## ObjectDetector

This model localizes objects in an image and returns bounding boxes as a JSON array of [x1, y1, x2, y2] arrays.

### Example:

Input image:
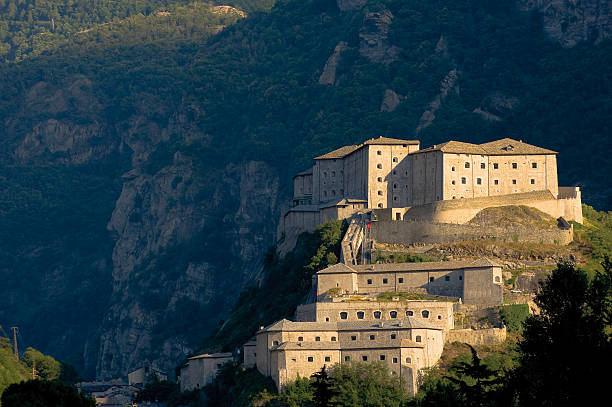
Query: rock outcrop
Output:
[[473, 92, 519, 121], [380, 89, 404, 112], [416, 69, 459, 133], [359, 9, 400, 64], [518, 0, 611, 47], [319, 42, 348, 85], [337, 0, 366, 11]]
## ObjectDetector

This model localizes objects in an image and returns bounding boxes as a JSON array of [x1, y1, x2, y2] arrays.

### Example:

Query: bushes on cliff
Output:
[[498, 304, 529, 333]]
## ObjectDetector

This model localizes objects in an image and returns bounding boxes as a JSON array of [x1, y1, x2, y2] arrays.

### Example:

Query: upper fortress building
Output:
[[281, 137, 582, 237]]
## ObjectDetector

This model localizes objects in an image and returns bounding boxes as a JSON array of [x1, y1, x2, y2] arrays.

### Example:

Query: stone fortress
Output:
[[179, 137, 582, 395], [279, 136, 582, 246]]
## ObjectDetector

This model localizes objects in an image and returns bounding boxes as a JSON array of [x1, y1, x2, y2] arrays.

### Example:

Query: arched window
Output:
[[377, 190, 383, 196], [377, 177, 383, 182], [390, 311, 398, 318], [377, 164, 383, 169], [373, 311, 381, 319], [340, 312, 348, 320], [357, 311, 365, 319], [406, 310, 414, 316], [378, 203, 383, 208], [377, 150, 382, 155], [422, 310, 430, 318]]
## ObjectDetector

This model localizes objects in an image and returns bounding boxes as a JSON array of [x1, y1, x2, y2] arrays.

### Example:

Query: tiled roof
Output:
[[294, 167, 313, 177], [259, 318, 440, 333], [412, 138, 556, 156], [479, 138, 557, 155], [363, 137, 420, 146], [318, 259, 497, 274], [188, 352, 233, 360], [314, 137, 419, 160], [314, 145, 360, 160]]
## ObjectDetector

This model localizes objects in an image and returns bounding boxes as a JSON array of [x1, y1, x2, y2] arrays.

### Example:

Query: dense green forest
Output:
[[0, 0, 274, 61]]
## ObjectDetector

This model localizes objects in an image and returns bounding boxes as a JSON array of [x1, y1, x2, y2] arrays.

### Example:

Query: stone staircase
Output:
[[341, 217, 365, 265]]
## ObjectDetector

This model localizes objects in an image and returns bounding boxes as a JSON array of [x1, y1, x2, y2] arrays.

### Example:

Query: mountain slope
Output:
[[0, 0, 609, 379]]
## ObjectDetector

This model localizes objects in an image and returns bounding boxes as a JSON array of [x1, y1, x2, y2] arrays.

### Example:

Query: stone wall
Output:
[[370, 219, 573, 246], [445, 327, 507, 346]]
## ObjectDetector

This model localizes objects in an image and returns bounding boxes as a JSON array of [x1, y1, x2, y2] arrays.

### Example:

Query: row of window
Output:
[[303, 355, 414, 364], [322, 170, 342, 177], [366, 276, 461, 285], [452, 162, 538, 170], [451, 178, 537, 186], [322, 189, 343, 197], [340, 310, 438, 320]]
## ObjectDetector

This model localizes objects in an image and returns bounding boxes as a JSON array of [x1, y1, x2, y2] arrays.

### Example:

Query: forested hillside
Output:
[[0, 0, 609, 379]]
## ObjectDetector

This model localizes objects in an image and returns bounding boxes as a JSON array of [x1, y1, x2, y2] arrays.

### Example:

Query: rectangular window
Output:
[[461, 177, 466, 184], [308, 357, 314, 362], [380, 355, 386, 361], [398, 278, 403, 283], [369, 335, 375, 340], [393, 357, 398, 363], [390, 334, 396, 339], [362, 356, 368, 361], [512, 179, 517, 185], [480, 163, 485, 169], [531, 179, 535, 185], [477, 178, 482, 185], [367, 279, 372, 285], [493, 163, 499, 169], [345, 356, 350, 362], [325, 356, 331, 362], [429, 277, 434, 282], [315, 336, 321, 341], [445, 276, 450, 281], [512, 163, 518, 169], [383, 278, 388, 284], [532, 162, 537, 168], [494, 179, 499, 185], [351, 335, 357, 341]]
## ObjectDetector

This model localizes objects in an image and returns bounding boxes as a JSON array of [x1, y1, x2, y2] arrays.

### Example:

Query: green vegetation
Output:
[[203, 361, 277, 407], [200, 220, 346, 352], [1, 380, 95, 407], [0, 338, 29, 399], [373, 251, 433, 264], [498, 304, 530, 332], [573, 204, 612, 264], [23, 348, 61, 380], [469, 206, 558, 229], [377, 291, 426, 301]]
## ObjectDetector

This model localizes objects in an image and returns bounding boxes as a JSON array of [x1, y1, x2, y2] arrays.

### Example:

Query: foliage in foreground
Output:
[[0, 380, 95, 407], [203, 361, 277, 407], [497, 304, 530, 333]]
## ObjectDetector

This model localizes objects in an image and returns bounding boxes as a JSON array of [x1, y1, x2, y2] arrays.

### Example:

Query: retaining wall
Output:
[[445, 327, 507, 345]]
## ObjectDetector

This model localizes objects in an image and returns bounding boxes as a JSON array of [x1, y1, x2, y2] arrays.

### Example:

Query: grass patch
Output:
[[499, 304, 530, 332], [373, 251, 434, 264]]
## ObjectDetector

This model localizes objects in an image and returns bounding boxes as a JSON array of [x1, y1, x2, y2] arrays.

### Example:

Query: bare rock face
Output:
[[319, 42, 348, 85], [337, 0, 366, 11], [380, 89, 404, 112], [473, 92, 519, 121], [518, 0, 611, 47], [416, 69, 459, 133], [95, 156, 280, 379], [359, 9, 401, 64]]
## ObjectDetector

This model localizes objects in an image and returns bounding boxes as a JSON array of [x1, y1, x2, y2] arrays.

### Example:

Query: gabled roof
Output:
[[293, 167, 313, 178], [363, 137, 420, 146], [413, 138, 556, 156], [314, 145, 360, 160], [318, 259, 496, 274], [479, 138, 557, 155], [314, 137, 419, 160]]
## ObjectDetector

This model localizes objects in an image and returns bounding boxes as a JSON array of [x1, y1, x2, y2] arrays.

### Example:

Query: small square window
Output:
[[315, 336, 321, 341], [398, 278, 404, 283], [370, 335, 375, 340], [393, 157, 398, 162], [377, 190, 383, 196], [374, 311, 381, 319], [331, 336, 337, 341], [362, 356, 368, 361], [493, 163, 499, 169], [451, 166, 456, 171], [530, 179, 535, 185], [273, 340, 279, 346], [357, 312, 365, 319], [451, 180, 455, 185], [415, 335, 422, 342], [393, 357, 398, 363], [390, 311, 397, 318], [406, 357, 412, 363], [459, 276, 463, 280], [461, 177, 466, 184], [480, 163, 485, 169], [391, 334, 396, 339], [494, 179, 499, 185], [532, 162, 537, 168], [377, 177, 382, 182], [406, 310, 414, 316], [380, 355, 386, 361], [512, 179, 517, 185], [351, 335, 357, 341], [465, 162, 470, 168], [325, 356, 331, 362], [377, 164, 382, 169], [429, 277, 434, 282], [477, 178, 482, 185], [445, 276, 450, 281], [367, 279, 372, 285], [437, 315, 442, 320], [345, 356, 351, 361], [308, 357, 314, 362], [377, 150, 382, 155], [340, 312, 348, 320], [298, 337, 303, 341], [512, 162, 518, 169], [383, 278, 388, 284]]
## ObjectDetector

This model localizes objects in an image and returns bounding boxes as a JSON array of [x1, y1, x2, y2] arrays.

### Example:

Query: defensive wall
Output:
[[445, 327, 507, 346], [377, 189, 582, 225], [369, 219, 573, 246]]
